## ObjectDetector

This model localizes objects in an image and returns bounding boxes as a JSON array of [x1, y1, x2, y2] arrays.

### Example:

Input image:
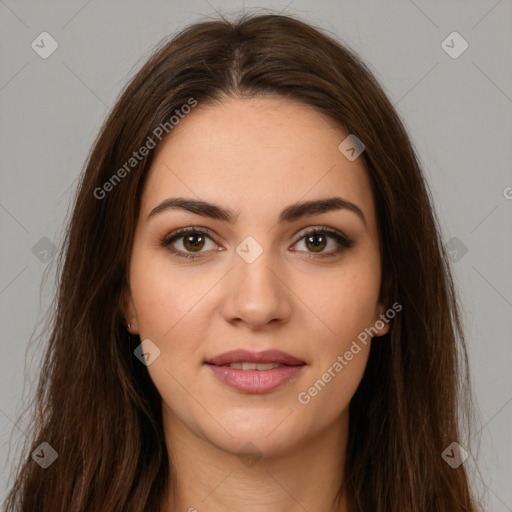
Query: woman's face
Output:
[[123, 96, 389, 457]]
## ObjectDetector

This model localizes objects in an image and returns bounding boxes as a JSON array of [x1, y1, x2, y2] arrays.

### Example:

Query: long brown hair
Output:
[[3, 11, 484, 512]]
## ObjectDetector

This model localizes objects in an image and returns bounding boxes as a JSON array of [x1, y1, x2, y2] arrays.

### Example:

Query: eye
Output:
[[161, 227, 219, 260], [161, 225, 354, 261], [291, 226, 354, 258]]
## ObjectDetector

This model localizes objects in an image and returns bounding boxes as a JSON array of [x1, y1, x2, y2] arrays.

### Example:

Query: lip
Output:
[[205, 349, 306, 394], [205, 349, 305, 366]]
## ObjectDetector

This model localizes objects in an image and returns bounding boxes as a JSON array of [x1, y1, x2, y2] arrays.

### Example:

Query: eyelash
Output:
[[161, 226, 354, 261]]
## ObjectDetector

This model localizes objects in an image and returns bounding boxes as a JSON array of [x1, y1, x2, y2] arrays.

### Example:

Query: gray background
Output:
[[1, 0, 511, 510]]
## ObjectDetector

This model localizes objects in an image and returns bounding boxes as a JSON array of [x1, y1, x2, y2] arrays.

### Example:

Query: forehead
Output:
[[140, 96, 376, 230]]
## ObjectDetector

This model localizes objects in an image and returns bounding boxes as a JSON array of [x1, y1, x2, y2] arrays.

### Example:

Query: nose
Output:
[[221, 244, 292, 330]]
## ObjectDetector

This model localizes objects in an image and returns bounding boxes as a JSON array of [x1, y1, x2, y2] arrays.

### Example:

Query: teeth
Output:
[[226, 362, 282, 370]]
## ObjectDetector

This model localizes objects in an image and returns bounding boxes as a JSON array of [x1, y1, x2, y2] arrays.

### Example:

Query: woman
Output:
[[3, 12, 484, 512]]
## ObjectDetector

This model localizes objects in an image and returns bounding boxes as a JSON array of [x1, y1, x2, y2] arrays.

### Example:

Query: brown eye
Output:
[[182, 232, 206, 252], [162, 228, 219, 260], [304, 233, 328, 252], [162, 226, 353, 261], [292, 227, 354, 258]]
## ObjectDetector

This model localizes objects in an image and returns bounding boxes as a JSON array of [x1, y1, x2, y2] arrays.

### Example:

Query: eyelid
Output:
[[161, 225, 353, 259], [161, 226, 218, 252], [161, 226, 218, 244], [293, 225, 348, 241], [290, 225, 354, 256]]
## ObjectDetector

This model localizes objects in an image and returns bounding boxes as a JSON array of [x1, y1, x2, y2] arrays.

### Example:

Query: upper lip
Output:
[[205, 349, 306, 366]]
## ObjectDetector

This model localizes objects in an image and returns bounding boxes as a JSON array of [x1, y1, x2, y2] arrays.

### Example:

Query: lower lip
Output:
[[206, 364, 305, 393]]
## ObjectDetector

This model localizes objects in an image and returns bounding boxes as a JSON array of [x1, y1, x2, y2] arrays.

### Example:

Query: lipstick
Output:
[[205, 349, 306, 394]]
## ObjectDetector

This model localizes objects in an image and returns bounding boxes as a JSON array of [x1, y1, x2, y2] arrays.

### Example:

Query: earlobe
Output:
[[374, 303, 391, 337], [120, 286, 138, 333]]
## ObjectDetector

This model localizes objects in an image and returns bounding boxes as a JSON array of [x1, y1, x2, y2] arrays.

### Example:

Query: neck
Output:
[[160, 405, 350, 512]]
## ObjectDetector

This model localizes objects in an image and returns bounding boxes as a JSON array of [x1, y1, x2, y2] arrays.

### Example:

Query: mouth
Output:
[[205, 349, 306, 367], [204, 349, 306, 394], [212, 362, 290, 370]]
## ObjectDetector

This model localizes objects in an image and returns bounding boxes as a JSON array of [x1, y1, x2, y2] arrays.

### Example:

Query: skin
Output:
[[122, 96, 389, 512]]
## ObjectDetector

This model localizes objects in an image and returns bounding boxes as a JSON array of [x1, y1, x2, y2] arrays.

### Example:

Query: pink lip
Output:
[[205, 349, 305, 366], [205, 349, 306, 394], [207, 365, 304, 393]]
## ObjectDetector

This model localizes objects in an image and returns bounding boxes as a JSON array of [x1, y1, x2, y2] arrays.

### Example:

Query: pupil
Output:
[[184, 234, 204, 251], [307, 235, 325, 252]]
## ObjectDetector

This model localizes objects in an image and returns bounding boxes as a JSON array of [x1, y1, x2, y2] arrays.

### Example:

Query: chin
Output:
[[197, 411, 304, 458], [212, 429, 300, 461]]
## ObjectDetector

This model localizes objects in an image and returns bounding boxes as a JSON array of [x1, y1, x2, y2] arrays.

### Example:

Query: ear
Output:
[[373, 271, 393, 337], [120, 284, 138, 334], [373, 302, 390, 337]]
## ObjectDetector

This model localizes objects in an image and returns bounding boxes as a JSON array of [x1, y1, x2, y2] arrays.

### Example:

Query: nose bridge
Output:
[[233, 234, 279, 296], [223, 234, 291, 327]]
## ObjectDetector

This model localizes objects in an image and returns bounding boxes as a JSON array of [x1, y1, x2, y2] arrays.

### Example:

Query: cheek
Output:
[[294, 262, 379, 412], [129, 252, 221, 341], [128, 252, 221, 402], [296, 343, 370, 428], [297, 262, 381, 347], [128, 255, 210, 428]]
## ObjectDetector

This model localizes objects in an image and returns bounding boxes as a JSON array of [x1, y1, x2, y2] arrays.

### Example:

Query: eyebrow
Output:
[[148, 196, 367, 227]]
